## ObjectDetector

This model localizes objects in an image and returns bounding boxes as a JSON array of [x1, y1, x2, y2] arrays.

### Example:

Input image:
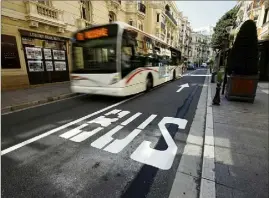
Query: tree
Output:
[[211, 6, 239, 50], [227, 20, 258, 75]]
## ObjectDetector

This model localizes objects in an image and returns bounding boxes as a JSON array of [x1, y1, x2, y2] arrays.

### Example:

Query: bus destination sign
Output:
[[76, 28, 108, 41]]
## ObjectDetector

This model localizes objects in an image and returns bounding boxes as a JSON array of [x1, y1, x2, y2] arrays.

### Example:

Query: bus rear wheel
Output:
[[146, 75, 153, 92]]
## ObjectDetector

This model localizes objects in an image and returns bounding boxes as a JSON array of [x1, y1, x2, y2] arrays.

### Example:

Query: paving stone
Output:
[[211, 83, 269, 198], [216, 184, 233, 198], [215, 162, 229, 176]]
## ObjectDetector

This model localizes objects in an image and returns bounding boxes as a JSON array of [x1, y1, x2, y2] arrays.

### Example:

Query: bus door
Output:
[[158, 56, 169, 78]]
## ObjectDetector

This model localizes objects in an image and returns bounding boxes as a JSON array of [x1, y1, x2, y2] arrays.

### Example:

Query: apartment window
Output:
[[129, 20, 133, 26], [109, 11, 116, 23], [81, 0, 92, 21], [139, 23, 143, 31], [263, 8, 269, 24], [37, 0, 52, 6], [157, 13, 160, 22]]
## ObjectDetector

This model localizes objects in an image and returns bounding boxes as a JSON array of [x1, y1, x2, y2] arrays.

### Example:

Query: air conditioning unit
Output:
[[29, 21, 39, 28]]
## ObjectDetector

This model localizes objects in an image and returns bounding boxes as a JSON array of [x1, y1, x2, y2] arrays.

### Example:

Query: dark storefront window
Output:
[[19, 30, 69, 85], [1, 34, 21, 69]]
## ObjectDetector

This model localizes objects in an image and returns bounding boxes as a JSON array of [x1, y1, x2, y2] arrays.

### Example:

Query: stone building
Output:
[[190, 31, 212, 65], [1, 0, 185, 90]]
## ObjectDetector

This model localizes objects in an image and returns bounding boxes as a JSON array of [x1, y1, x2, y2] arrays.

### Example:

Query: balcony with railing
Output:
[[25, 0, 65, 29], [111, 0, 121, 7], [165, 10, 177, 26]]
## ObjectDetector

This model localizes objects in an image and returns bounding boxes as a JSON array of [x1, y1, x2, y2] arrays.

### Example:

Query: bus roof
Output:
[[73, 21, 181, 53]]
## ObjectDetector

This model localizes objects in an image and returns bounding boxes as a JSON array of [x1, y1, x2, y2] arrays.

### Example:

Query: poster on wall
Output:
[[28, 60, 44, 72], [25, 47, 42, 59], [44, 49, 52, 60], [53, 50, 65, 60], [54, 61, 66, 71], [45, 61, 53, 71]]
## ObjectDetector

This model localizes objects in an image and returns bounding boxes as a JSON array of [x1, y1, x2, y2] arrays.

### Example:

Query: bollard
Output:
[[213, 82, 221, 105], [211, 72, 216, 83]]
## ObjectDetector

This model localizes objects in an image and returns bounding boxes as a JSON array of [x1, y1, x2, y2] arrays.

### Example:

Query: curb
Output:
[[168, 69, 210, 198], [199, 73, 216, 198], [1, 93, 80, 114]]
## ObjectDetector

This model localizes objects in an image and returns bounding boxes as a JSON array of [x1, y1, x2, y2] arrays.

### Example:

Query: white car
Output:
[[201, 63, 207, 68]]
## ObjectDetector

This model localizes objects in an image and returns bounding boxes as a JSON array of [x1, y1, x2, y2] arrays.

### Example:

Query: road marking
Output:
[[137, 114, 157, 129], [70, 127, 103, 142], [104, 129, 142, 154], [91, 112, 142, 149], [57, 110, 187, 170], [1, 93, 143, 156], [130, 117, 188, 170], [189, 74, 212, 77], [121, 113, 142, 126], [60, 124, 89, 139], [176, 83, 189, 93], [91, 125, 124, 149]]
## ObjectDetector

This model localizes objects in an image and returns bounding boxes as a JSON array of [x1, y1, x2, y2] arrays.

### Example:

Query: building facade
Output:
[[234, 0, 269, 41], [2, 0, 186, 90], [190, 31, 212, 64]]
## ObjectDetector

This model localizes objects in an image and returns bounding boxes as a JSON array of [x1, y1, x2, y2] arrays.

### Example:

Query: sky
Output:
[[176, 1, 237, 30]]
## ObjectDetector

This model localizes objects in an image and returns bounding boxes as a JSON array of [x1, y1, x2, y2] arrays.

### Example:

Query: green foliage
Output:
[[217, 71, 223, 83], [227, 20, 258, 75], [211, 6, 239, 50]]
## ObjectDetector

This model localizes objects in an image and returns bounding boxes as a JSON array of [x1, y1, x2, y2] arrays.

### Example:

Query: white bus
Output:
[[71, 21, 183, 97]]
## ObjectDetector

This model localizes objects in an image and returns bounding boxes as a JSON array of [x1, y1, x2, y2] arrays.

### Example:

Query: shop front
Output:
[[19, 30, 70, 85]]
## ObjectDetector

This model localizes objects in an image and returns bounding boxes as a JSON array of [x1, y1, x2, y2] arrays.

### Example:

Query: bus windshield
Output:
[[72, 37, 117, 73]]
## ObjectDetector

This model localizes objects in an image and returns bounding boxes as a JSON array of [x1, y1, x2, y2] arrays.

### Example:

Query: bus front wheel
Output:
[[146, 75, 153, 92]]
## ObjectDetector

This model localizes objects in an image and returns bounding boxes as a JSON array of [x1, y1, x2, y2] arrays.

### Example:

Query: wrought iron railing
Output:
[[165, 10, 177, 26]]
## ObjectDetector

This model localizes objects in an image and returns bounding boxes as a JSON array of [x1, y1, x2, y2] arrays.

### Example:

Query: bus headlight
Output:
[[110, 74, 120, 84]]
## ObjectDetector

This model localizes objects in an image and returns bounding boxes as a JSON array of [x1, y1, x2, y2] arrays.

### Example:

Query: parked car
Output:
[[201, 63, 207, 68], [187, 63, 195, 70]]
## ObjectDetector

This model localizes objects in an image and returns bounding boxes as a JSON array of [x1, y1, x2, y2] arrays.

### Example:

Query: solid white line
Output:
[[1, 94, 86, 116], [199, 72, 216, 198], [261, 89, 269, 94], [1, 93, 143, 156], [137, 114, 157, 129], [121, 113, 142, 126], [189, 75, 212, 77]]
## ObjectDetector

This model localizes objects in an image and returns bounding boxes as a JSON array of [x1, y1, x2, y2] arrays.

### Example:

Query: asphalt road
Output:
[[1, 69, 208, 198]]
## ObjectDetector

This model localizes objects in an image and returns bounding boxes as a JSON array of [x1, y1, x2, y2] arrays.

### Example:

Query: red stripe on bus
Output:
[[126, 70, 143, 84], [126, 68, 158, 84]]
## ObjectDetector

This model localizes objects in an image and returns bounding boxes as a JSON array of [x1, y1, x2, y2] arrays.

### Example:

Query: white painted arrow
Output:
[[176, 83, 189, 93]]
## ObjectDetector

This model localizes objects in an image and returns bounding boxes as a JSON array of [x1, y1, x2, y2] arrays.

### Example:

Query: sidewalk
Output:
[[211, 83, 269, 198], [1, 82, 79, 114]]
